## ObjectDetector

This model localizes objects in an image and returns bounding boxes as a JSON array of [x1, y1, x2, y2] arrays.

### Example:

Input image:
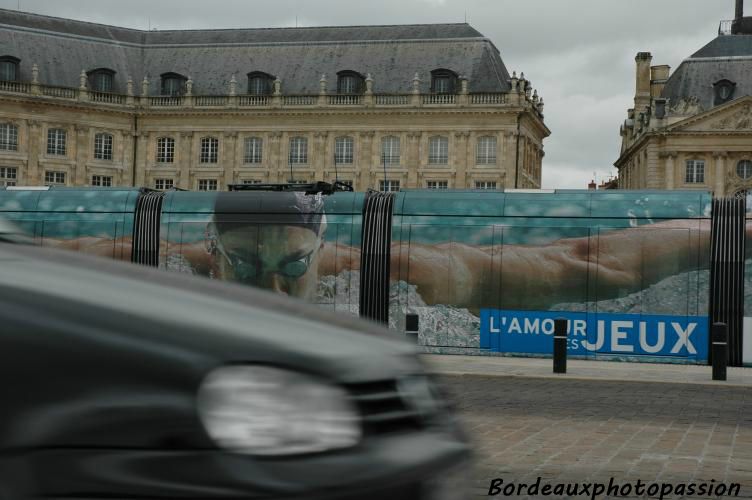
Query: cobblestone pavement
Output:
[[438, 375, 752, 499]]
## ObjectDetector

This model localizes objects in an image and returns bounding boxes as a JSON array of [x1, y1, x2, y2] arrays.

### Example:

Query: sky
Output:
[[0, 0, 736, 188]]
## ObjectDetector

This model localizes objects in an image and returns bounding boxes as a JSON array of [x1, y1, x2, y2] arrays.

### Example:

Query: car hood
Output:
[[0, 243, 420, 383]]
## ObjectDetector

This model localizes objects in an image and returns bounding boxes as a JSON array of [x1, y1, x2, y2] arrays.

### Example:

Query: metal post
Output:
[[553, 317, 567, 374], [712, 322, 728, 381]]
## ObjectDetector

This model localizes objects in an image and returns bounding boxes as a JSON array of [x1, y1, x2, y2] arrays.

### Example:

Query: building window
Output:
[[288, 179, 308, 184], [91, 175, 112, 187], [337, 71, 364, 94], [428, 136, 449, 165], [160, 73, 187, 97], [713, 79, 736, 106], [93, 133, 113, 160], [244, 137, 263, 164], [427, 180, 448, 189], [0, 123, 18, 151], [47, 128, 66, 156], [247, 72, 274, 95], [156, 137, 175, 163], [0, 56, 19, 82], [289, 136, 308, 164], [200, 137, 219, 164], [0, 167, 17, 186], [88, 68, 115, 93], [335, 136, 354, 164], [379, 180, 400, 192], [198, 179, 218, 191], [685, 160, 705, 184], [476, 136, 497, 165], [44, 170, 66, 186], [242, 179, 262, 184], [155, 178, 174, 190], [430, 69, 457, 94], [737, 160, 752, 180], [337, 179, 353, 188], [381, 136, 400, 166], [475, 181, 497, 190]]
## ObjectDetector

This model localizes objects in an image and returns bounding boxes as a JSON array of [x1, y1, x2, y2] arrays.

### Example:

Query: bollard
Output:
[[712, 322, 728, 381], [553, 317, 568, 374]]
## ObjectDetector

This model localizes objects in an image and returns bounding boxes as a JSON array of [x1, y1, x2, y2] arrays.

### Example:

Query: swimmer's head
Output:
[[206, 192, 327, 299]]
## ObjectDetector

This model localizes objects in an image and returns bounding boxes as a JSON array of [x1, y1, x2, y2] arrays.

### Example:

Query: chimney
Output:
[[737, 0, 744, 20], [650, 64, 670, 98], [634, 52, 652, 112]]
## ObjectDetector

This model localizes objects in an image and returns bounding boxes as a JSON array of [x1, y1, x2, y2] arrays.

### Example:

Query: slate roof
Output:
[[0, 8, 512, 95], [661, 34, 752, 111]]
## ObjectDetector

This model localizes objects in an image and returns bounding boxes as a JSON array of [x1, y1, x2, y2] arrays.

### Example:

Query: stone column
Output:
[[714, 152, 727, 196], [406, 132, 421, 188], [313, 131, 328, 182], [660, 151, 677, 189], [178, 132, 193, 189], [503, 131, 517, 188], [358, 131, 374, 190], [453, 131, 470, 188], [74, 124, 89, 185], [26, 120, 41, 184], [222, 131, 238, 189], [134, 132, 149, 187], [120, 130, 133, 186]]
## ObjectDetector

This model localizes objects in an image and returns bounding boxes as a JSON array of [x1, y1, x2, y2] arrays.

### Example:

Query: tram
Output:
[[0, 184, 747, 366]]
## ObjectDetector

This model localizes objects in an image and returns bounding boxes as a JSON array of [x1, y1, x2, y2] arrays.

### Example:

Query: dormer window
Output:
[[0, 56, 20, 82], [87, 68, 115, 93], [337, 71, 364, 94], [160, 72, 187, 97], [713, 79, 736, 106], [430, 69, 458, 94], [247, 72, 274, 95]]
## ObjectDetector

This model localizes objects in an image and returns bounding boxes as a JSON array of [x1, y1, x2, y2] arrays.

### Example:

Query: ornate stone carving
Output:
[[711, 104, 752, 130], [222, 131, 238, 139], [179, 131, 193, 139], [454, 131, 471, 139], [359, 131, 375, 139], [669, 96, 703, 116]]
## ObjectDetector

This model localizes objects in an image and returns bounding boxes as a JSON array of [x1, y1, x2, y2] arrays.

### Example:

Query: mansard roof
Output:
[[661, 35, 752, 112], [0, 8, 512, 95]]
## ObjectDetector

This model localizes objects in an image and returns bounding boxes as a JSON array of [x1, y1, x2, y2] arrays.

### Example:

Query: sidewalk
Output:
[[421, 354, 752, 387]]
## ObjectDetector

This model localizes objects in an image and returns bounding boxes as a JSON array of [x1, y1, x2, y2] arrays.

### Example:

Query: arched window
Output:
[[713, 79, 736, 106], [160, 73, 187, 97], [428, 136, 449, 164], [88, 68, 116, 93], [335, 136, 354, 164], [289, 136, 308, 164], [0, 56, 20, 82], [0, 123, 18, 151], [738, 160, 752, 180], [381, 136, 400, 166], [93, 132, 113, 160], [156, 137, 175, 163], [476, 136, 497, 165], [247, 72, 274, 95], [244, 137, 263, 164], [337, 71, 365, 94], [200, 137, 219, 164], [430, 69, 458, 94]]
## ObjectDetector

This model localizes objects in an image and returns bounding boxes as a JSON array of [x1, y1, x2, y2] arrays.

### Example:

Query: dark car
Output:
[[0, 238, 469, 499]]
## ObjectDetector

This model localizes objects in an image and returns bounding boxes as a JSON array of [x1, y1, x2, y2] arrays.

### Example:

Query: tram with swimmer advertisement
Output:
[[0, 184, 748, 366]]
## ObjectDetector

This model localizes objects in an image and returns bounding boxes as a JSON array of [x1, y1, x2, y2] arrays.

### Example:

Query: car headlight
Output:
[[197, 365, 361, 456]]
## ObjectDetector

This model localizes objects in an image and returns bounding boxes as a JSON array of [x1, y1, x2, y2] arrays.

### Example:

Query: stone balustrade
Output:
[[0, 80, 526, 111]]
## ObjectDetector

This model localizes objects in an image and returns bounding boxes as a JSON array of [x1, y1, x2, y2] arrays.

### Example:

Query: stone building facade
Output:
[[615, 0, 752, 197], [0, 10, 548, 191]]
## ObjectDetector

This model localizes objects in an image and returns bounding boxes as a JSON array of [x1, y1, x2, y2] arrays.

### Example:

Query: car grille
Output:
[[345, 379, 428, 436]]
